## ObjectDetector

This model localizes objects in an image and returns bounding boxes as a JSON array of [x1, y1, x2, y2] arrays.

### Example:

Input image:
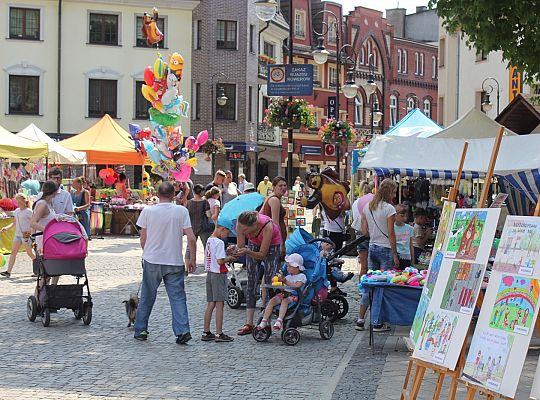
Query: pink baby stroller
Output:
[[27, 217, 92, 327]]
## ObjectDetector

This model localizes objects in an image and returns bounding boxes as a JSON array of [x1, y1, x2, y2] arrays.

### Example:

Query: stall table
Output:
[[110, 206, 145, 236]]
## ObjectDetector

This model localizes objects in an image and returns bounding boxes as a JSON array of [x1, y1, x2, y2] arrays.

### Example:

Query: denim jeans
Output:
[[134, 260, 190, 337]]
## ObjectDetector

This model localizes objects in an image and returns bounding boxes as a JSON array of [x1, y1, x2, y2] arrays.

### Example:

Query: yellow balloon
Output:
[[141, 84, 157, 103], [186, 158, 197, 167], [153, 57, 165, 80]]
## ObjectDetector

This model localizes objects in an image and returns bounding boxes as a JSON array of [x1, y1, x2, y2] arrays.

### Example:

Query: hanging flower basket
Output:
[[264, 98, 315, 129], [201, 138, 226, 156], [318, 119, 357, 144]]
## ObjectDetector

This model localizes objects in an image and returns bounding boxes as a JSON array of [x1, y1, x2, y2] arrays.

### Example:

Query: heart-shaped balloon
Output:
[[196, 130, 209, 146], [144, 66, 155, 86], [173, 164, 192, 182]]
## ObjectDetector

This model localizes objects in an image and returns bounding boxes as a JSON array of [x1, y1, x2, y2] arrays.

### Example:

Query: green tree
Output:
[[431, 0, 540, 83]]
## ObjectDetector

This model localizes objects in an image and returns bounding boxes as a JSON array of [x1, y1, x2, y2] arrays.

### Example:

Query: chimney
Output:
[[416, 6, 427, 13], [386, 8, 406, 38]]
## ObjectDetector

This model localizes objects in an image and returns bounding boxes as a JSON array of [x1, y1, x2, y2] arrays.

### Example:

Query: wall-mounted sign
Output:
[[226, 151, 246, 161], [328, 96, 337, 119], [509, 66, 522, 102], [267, 64, 313, 96]]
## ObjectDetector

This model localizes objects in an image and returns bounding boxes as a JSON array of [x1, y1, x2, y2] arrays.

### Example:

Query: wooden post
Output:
[[448, 141, 469, 202], [479, 127, 505, 207]]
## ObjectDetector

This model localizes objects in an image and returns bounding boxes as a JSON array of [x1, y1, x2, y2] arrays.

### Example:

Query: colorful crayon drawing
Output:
[[416, 310, 459, 364], [433, 201, 456, 253], [446, 210, 488, 261], [424, 251, 444, 297], [493, 217, 540, 276], [410, 292, 430, 344], [489, 274, 539, 336], [462, 329, 514, 392], [440, 261, 484, 314]]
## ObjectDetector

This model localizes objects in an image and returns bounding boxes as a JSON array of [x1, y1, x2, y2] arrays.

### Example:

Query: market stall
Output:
[[385, 108, 443, 138]]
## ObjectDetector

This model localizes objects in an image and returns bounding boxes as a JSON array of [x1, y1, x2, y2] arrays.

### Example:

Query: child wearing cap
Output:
[[256, 253, 307, 332]]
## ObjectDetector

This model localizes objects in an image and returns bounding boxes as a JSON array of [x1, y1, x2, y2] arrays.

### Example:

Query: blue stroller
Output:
[[252, 228, 338, 345]]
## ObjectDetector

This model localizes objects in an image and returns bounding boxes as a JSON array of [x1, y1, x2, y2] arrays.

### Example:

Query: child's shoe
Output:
[[215, 333, 234, 342], [273, 318, 283, 331], [201, 332, 216, 341], [257, 319, 269, 330]]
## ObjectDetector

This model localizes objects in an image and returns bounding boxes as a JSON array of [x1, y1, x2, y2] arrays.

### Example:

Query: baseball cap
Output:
[[243, 182, 256, 192], [285, 253, 304, 271]]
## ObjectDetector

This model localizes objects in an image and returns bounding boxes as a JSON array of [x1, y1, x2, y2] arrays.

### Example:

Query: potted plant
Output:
[[264, 98, 315, 129], [318, 119, 357, 144], [201, 138, 226, 161]]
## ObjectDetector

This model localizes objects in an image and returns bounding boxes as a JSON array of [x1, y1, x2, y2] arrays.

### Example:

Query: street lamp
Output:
[[364, 54, 382, 137], [481, 77, 500, 115], [255, 0, 278, 22], [211, 72, 228, 174], [311, 10, 358, 179]]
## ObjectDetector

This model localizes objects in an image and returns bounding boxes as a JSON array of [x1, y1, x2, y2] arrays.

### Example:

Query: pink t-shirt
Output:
[[245, 214, 281, 246]]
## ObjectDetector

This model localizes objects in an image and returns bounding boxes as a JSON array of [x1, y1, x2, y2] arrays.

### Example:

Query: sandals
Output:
[[273, 319, 283, 331], [237, 324, 254, 336]]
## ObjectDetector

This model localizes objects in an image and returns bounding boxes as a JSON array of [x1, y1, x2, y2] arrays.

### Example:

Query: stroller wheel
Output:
[[321, 299, 339, 322], [330, 294, 349, 319], [73, 299, 84, 320], [252, 326, 271, 342], [227, 287, 243, 309], [319, 320, 334, 340], [82, 302, 92, 325], [27, 296, 38, 322], [41, 308, 50, 327], [282, 328, 300, 346]]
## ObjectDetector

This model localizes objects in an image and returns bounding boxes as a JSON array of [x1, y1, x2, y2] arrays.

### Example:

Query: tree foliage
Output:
[[430, 0, 540, 82]]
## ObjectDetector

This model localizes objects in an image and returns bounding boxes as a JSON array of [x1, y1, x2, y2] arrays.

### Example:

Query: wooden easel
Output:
[[402, 127, 506, 399]]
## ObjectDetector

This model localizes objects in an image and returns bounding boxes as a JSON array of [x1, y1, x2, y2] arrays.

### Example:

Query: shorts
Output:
[[206, 272, 227, 302], [13, 235, 31, 246], [274, 292, 298, 303], [368, 244, 394, 271], [357, 237, 370, 252]]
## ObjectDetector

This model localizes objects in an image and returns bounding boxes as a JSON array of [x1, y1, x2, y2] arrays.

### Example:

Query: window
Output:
[[354, 96, 363, 126], [390, 95, 398, 127], [249, 25, 255, 53], [89, 13, 119, 45], [135, 81, 150, 119], [423, 99, 431, 118], [407, 97, 416, 112], [329, 67, 337, 87], [217, 20, 237, 49], [475, 48, 488, 62], [402, 50, 408, 73], [9, 7, 40, 40], [263, 41, 275, 59], [372, 49, 377, 67], [420, 53, 424, 76], [432, 56, 437, 78], [9, 75, 39, 115], [194, 20, 202, 49], [439, 38, 445, 67], [88, 79, 117, 118], [193, 83, 201, 120], [371, 94, 380, 127], [328, 17, 337, 44], [136, 16, 164, 47], [359, 47, 365, 65], [248, 86, 253, 122], [397, 49, 402, 72], [216, 83, 235, 120], [294, 11, 305, 37], [312, 64, 320, 86], [414, 52, 419, 75]]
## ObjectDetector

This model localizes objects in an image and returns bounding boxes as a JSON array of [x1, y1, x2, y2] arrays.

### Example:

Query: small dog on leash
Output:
[[123, 293, 139, 327]]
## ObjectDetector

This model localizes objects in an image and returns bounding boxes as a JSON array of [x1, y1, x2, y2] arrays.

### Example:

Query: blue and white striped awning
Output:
[[371, 168, 483, 180]]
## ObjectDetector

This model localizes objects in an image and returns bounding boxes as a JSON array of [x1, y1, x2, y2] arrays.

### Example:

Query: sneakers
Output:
[[0, 271, 11, 278], [373, 323, 392, 332], [273, 319, 283, 331], [215, 333, 234, 342], [176, 332, 192, 344], [355, 319, 365, 331], [201, 332, 216, 341], [134, 331, 149, 341]]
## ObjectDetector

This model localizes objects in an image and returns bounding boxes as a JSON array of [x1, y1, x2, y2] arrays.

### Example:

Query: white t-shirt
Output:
[[37, 188, 74, 215], [137, 202, 192, 266], [207, 198, 220, 217], [284, 273, 307, 293], [204, 237, 227, 273], [363, 201, 396, 249], [14, 208, 32, 236], [322, 209, 345, 233]]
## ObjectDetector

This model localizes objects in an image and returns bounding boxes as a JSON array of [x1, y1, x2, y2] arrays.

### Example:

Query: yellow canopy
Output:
[[60, 114, 144, 165], [0, 124, 48, 159]]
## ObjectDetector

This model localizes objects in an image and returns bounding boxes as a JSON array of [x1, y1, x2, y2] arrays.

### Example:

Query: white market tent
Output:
[[18, 123, 87, 165], [430, 108, 516, 138]]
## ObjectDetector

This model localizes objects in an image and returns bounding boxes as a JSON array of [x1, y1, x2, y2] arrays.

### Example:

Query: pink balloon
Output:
[[104, 176, 116, 185], [196, 130, 209, 146], [172, 165, 192, 182], [184, 136, 196, 149]]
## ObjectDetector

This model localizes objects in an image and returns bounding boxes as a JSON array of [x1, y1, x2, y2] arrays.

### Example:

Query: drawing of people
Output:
[[523, 308, 530, 326], [485, 356, 491, 373], [474, 350, 482, 375], [459, 215, 477, 257], [503, 314, 509, 329], [492, 309, 499, 325]]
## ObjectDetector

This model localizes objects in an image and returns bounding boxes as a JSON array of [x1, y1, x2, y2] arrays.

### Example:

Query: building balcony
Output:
[[258, 55, 276, 79]]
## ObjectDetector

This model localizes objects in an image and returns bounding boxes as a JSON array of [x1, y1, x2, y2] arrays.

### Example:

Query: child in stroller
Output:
[[257, 253, 306, 332]]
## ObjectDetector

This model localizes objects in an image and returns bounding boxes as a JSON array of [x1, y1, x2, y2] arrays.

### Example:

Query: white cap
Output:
[[285, 253, 304, 271], [243, 182, 256, 192]]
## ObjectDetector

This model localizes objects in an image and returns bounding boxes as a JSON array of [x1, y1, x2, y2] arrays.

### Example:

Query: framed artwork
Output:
[[296, 207, 305, 216], [288, 209, 296, 219], [296, 218, 306, 226], [287, 197, 295, 205]]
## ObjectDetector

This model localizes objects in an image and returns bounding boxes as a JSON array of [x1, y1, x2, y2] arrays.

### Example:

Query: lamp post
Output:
[[363, 54, 382, 138], [481, 77, 500, 115], [312, 10, 358, 179], [210, 72, 228, 175]]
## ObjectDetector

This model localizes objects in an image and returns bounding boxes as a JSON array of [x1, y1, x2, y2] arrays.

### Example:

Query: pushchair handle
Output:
[[31, 232, 44, 238]]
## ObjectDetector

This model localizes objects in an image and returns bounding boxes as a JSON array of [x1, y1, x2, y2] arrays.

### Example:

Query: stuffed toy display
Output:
[[359, 267, 428, 288], [301, 167, 350, 220]]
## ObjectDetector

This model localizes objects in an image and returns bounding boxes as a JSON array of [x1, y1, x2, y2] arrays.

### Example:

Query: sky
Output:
[[335, 0, 430, 15]]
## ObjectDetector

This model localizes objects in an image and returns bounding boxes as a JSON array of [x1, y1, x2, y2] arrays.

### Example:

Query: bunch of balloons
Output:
[[129, 51, 208, 182], [98, 168, 117, 185]]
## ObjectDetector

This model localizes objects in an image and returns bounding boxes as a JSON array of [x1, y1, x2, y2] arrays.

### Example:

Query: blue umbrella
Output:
[[217, 192, 265, 233]]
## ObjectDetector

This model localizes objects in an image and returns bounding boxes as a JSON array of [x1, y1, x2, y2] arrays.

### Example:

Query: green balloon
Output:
[[149, 108, 180, 127]]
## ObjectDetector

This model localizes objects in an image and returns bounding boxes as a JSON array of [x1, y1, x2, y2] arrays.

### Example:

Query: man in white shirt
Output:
[[39, 167, 74, 215], [134, 181, 197, 344]]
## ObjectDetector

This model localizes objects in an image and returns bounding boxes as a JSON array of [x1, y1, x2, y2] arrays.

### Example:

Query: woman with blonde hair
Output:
[[356, 178, 398, 332], [71, 176, 91, 236]]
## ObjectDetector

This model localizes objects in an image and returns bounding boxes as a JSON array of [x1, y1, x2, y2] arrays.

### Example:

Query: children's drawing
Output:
[[415, 310, 459, 364], [433, 201, 456, 253], [489, 274, 539, 336], [296, 218, 306, 227], [410, 292, 430, 344], [440, 261, 484, 314], [462, 328, 514, 392], [493, 217, 540, 276], [424, 251, 444, 297], [446, 210, 488, 261]]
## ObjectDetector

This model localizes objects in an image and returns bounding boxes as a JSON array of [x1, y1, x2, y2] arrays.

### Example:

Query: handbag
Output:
[[201, 200, 215, 233]]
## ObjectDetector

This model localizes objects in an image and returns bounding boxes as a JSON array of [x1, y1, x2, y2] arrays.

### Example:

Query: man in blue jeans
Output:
[[134, 181, 197, 344]]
